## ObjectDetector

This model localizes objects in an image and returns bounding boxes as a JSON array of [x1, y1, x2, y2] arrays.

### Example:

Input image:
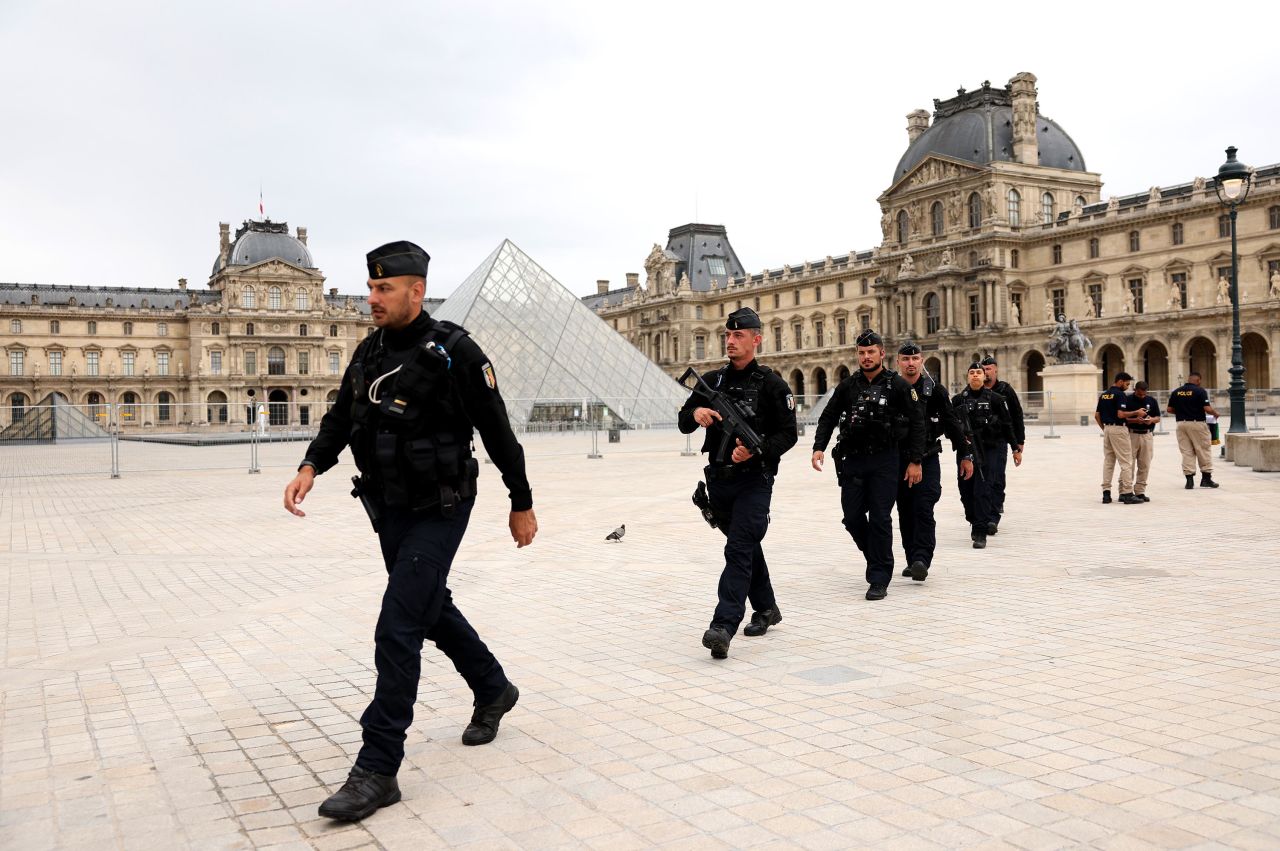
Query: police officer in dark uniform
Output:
[[1166, 371, 1220, 489], [812, 330, 926, 600], [283, 241, 537, 822], [894, 342, 973, 582], [678, 307, 797, 660], [980, 356, 1024, 533], [952, 363, 1020, 548]]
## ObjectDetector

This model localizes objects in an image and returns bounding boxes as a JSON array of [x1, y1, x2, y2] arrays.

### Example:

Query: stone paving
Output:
[[3, 422, 1280, 850]]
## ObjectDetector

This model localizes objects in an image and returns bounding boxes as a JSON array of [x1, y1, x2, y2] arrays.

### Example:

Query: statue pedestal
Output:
[[1039, 363, 1102, 425]]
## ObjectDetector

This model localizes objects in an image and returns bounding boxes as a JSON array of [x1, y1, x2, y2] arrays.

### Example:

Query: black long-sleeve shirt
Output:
[[989, 379, 1025, 445], [678, 358, 798, 474], [300, 311, 533, 511], [812, 368, 928, 463], [952, 386, 1018, 452], [907, 375, 970, 458]]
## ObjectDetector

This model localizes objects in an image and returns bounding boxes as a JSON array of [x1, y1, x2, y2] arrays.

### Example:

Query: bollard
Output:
[[1044, 392, 1060, 439], [681, 431, 696, 457]]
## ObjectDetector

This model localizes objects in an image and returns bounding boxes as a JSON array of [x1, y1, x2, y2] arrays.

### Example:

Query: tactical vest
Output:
[[348, 320, 478, 511], [839, 376, 903, 453], [705, 365, 769, 466], [918, 373, 943, 451], [959, 393, 1001, 444]]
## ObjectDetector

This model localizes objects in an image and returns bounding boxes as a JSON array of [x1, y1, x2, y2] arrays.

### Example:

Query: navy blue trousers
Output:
[[839, 449, 900, 588], [987, 443, 1009, 515], [356, 500, 509, 776], [896, 452, 942, 568], [707, 470, 776, 635], [958, 446, 1002, 529]]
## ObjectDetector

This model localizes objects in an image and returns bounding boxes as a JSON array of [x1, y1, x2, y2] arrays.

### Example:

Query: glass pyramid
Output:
[[432, 240, 688, 428]]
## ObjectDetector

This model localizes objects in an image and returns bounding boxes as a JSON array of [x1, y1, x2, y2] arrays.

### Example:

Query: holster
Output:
[[350, 475, 382, 533], [692, 480, 717, 529]]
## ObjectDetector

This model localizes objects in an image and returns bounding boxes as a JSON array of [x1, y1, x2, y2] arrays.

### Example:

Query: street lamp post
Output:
[[1212, 146, 1254, 436]]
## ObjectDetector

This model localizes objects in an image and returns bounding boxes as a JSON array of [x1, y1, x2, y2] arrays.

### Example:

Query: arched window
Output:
[[1010, 249, 1020, 269], [120, 391, 139, 423], [157, 391, 173, 423], [211, 321, 220, 335], [931, 201, 944, 237], [295, 290, 309, 311], [1007, 188, 1021, 226], [1172, 222, 1184, 246], [267, 346, 285, 375], [968, 193, 982, 228], [241, 287, 256, 309], [123, 321, 133, 336], [329, 324, 338, 338], [1074, 195, 1086, 213], [896, 210, 909, 244], [1089, 237, 1100, 259], [207, 391, 228, 424], [1042, 192, 1055, 224], [268, 286, 282, 310], [1129, 230, 1141, 252], [9, 392, 27, 423], [1052, 244, 1062, 265], [299, 324, 308, 337], [86, 391, 104, 420], [246, 322, 255, 335], [924, 292, 941, 334], [9, 319, 21, 333], [50, 320, 60, 334]]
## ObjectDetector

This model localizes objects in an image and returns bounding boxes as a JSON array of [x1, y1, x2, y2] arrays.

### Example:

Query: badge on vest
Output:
[[482, 362, 497, 390], [910, 388, 918, 402]]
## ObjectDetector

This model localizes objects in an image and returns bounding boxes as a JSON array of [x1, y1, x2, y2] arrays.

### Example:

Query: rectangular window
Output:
[[210, 351, 222, 375], [695, 335, 705, 360], [707, 257, 727, 277], [837, 317, 847, 346], [695, 305, 703, 320], [50, 320, 60, 335], [753, 296, 760, 311], [773, 326, 782, 351], [1088, 283, 1103, 317], [1171, 272, 1188, 309], [8, 350, 22, 376], [1129, 279, 1145, 314], [861, 278, 869, 295], [719, 334, 726, 356], [87, 351, 99, 376], [49, 350, 62, 376], [814, 320, 824, 349], [157, 322, 168, 337], [298, 351, 309, 375], [329, 352, 340, 374], [793, 323, 803, 350], [296, 291, 309, 311], [1052, 288, 1066, 319], [157, 351, 169, 376], [88, 320, 98, 335], [815, 286, 822, 303], [299, 405, 310, 426], [718, 303, 725, 317], [1172, 223, 1184, 246], [244, 351, 256, 374], [1089, 238, 1099, 259], [773, 293, 780, 309], [860, 313, 871, 331], [1219, 215, 1230, 238], [968, 294, 980, 330], [793, 289, 801, 306], [837, 281, 845, 298], [122, 351, 135, 376]]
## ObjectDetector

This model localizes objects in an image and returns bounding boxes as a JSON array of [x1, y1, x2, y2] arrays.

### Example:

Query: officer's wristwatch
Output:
[[298, 460, 318, 474]]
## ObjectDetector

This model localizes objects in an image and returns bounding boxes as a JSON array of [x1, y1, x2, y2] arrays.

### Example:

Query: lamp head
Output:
[[1214, 146, 1253, 206]]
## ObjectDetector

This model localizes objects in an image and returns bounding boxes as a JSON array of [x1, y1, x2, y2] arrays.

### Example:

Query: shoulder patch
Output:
[[481, 361, 497, 390], [786, 394, 794, 411]]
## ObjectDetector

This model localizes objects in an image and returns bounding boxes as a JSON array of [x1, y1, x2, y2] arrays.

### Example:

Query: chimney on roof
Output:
[[297, 226, 308, 245], [218, 222, 231, 265], [329, 287, 338, 297], [1009, 72, 1039, 165], [625, 273, 639, 288], [178, 278, 187, 291], [596, 279, 610, 295], [906, 109, 930, 144]]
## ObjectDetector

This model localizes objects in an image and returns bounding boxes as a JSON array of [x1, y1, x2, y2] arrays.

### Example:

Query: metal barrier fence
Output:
[[3, 389, 1275, 478]]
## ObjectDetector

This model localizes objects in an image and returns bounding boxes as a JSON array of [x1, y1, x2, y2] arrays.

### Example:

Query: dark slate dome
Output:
[[212, 220, 315, 275], [892, 83, 1086, 185]]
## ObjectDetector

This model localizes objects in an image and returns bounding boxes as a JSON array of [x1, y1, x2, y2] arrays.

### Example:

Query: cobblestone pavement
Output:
[[4, 424, 1280, 850]]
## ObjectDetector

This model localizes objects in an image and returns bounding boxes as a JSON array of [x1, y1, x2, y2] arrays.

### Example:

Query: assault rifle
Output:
[[678, 367, 765, 463], [954, 399, 986, 482]]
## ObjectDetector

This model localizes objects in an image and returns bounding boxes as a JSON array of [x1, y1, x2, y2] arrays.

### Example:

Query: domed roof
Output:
[[892, 84, 1086, 185], [212, 220, 315, 275]]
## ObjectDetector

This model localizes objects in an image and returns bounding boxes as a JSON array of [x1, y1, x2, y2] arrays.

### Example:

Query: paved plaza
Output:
[[3, 423, 1280, 850]]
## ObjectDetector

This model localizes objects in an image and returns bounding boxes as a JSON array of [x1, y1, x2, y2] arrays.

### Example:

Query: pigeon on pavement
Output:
[[605, 524, 625, 542]]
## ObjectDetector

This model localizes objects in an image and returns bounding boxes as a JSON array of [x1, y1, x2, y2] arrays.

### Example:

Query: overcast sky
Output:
[[2, 2, 1277, 300]]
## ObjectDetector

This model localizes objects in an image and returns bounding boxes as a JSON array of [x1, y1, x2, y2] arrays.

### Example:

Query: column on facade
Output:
[[877, 294, 891, 337], [904, 289, 915, 338]]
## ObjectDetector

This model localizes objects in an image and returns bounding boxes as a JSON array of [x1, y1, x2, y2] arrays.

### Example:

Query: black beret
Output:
[[855, 329, 883, 347], [980, 356, 997, 366], [898, 341, 922, 356], [367, 240, 430, 279], [726, 307, 762, 330], [967, 362, 985, 372]]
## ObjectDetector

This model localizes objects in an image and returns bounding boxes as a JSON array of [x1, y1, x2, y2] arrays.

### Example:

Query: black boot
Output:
[[1200, 473, 1219, 489], [1102, 490, 1112, 504], [1118, 493, 1141, 504], [744, 607, 782, 636], [462, 682, 519, 746], [986, 521, 999, 535], [971, 525, 987, 549], [1185, 475, 1194, 490], [702, 627, 731, 659], [865, 585, 887, 600], [318, 766, 401, 822], [907, 559, 929, 582]]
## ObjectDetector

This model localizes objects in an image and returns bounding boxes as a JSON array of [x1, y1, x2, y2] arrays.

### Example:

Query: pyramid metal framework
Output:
[[433, 240, 688, 428], [0, 393, 111, 444]]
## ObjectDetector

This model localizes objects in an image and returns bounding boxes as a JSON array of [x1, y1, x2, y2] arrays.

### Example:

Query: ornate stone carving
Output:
[[1271, 270, 1280, 299], [1217, 276, 1230, 305], [1047, 316, 1092, 364], [899, 254, 916, 277]]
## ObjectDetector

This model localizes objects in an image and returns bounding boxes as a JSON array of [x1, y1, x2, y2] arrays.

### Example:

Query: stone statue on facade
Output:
[[939, 247, 954, 267], [1193, 176, 1206, 192], [1044, 299, 1054, 323], [1271, 270, 1280, 299], [1217, 276, 1230, 305], [1047, 314, 1092, 364], [1085, 297, 1097, 319], [677, 271, 690, 291], [899, 254, 915, 277], [1122, 289, 1134, 315], [1168, 280, 1182, 310], [947, 192, 962, 227], [881, 209, 893, 240], [1011, 299, 1021, 326]]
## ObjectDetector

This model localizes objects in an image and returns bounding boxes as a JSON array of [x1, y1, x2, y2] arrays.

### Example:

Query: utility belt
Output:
[[704, 462, 765, 481], [356, 428, 480, 517], [836, 438, 895, 457], [1175, 417, 1206, 423], [1103, 422, 1126, 428]]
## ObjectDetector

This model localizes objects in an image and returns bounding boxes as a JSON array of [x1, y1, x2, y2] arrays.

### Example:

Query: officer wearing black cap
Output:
[[283, 240, 538, 821], [952, 363, 1019, 548], [980, 355, 1024, 532], [894, 342, 972, 582], [679, 307, 797, 660], [812, 330, 926, 600]]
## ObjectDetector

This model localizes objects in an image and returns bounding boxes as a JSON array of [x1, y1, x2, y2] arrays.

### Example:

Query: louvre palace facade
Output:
[[0, 220, 376, 428], [586, 72, 1280, 403]]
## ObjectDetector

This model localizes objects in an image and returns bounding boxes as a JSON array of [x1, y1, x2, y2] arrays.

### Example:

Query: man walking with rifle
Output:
[[811, 330, 926, 601], [952, 363, 1020, 549], [678, 307, 797, 660]]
